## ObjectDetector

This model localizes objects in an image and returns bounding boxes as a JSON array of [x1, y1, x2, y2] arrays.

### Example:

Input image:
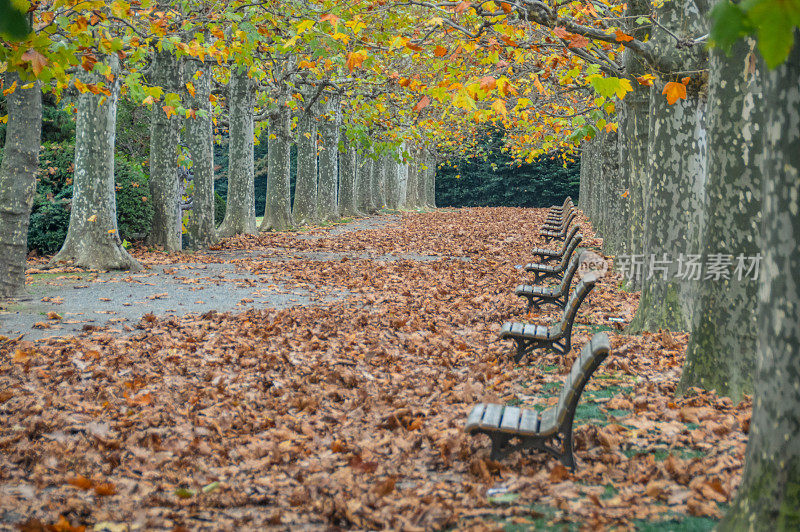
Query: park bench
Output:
[[465, 332, 610, 469], [542, 207, 575, 231], [500, 272, 597, 362], [516, 250, 583, 311], [541, 211, 576, 242], [530, 226, 581, 265], [524, 232, 582, 284], [546, 197, 573, 220]]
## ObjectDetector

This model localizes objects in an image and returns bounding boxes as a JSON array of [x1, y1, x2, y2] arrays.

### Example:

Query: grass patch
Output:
[[622, 448, 707, 461], [633, 513, 720, 531], [606, 409, 632, 418]]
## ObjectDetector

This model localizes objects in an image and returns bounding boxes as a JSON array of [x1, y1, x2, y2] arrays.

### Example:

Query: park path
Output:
[[1, 214, 450, 341]]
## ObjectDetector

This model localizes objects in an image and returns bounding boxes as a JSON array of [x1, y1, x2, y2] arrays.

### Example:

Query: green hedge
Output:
[[436, 129, 580, 208], [25, 142, 153, 255]]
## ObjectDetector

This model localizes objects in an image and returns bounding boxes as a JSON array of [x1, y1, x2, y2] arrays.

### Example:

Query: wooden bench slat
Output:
[[481, 404, 504, 429], [518, 409, 539, 435], [465, 403, 486, 432], [500, 406, 522, 433]]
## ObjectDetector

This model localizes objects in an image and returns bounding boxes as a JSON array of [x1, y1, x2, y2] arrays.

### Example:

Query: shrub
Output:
[[115, 157, 154, 241], [214, 192, 226, 226], [25, 142, 154, 254]]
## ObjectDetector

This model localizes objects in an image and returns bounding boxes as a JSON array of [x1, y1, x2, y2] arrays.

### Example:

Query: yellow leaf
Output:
[[142, 95, 154, 105], [186, 82, 195, 97], [346, 50, 368, 72], [107, 229, 116, 234], [87, 215, 98, 222], [662, 81, 687, 105], [491, 99, 508, 115], [162, 105, 176, 118]]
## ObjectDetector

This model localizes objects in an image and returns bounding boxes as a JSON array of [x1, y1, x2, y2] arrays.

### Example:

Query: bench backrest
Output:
[[556, 249, 584, 295], [557, 232, 583, 271], [558, 211, 576, 233], [553, 272, 597, 335], [557, 226, 581, 255], [553, 333, 610, 428]]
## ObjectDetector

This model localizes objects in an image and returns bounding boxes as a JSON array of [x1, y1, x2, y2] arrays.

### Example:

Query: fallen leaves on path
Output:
[[2, 208, 749, 530]]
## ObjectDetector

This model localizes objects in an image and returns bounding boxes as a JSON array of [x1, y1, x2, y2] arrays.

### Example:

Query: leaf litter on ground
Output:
[[0, 207, 749, 530]]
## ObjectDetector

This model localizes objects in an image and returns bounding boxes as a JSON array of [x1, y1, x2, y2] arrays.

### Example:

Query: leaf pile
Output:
[[1, 208, 749, 530]]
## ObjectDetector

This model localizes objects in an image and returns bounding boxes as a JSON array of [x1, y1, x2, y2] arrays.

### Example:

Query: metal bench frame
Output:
[[530, 226, 581, 265], [465, 333, 611, 469], [501, 273, 597, 362], [525, 233, 582, 284], [516, 250, 583, 311]]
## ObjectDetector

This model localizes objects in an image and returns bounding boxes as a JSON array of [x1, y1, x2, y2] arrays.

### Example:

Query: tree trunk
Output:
[[292, 98, 318, 226], [52, 56, 141, 271], [183, 59, 217, 248], [385, 153, 401, 209], [618, 0, 651, 261], [627, 0, 708, 333], [405, 151, 420, 209], [338, 137, 360, 217], [148, 48, 182, 251], [371, 153, 384, 211], [678, 38, 763, 401], [600, 129, 622, 254], [398, 144, 409, 207], [425, 156, 437, 208], [218, 67, 257, 237], [260, 106, 293, 231], [357, 153, 375, 214], [719, 32, 800, 529], [0, 72, 42, 298], [317, 94, 340, 222]]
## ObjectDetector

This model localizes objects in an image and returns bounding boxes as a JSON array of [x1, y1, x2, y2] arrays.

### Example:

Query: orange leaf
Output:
[[94, 482, 117, 496], [681, 76, 691, 84], [636, 74, 655, 86], [479, 76, 497, 91], [621, 189, 629, 198], [413, 95, 430, 112], [434, 45, 448, 57], [615, 30, 634, 42], [455, 1, 471, 13], [500, 2, 513, 13], [80, 53, 97, 72], [320, 13, 340, 28], [162, 105, 176, 119], [21, 49, 48, 77], [567, 34, 589, 48], [67, 475, 93, 490], [346, 51, 367, 72], [553, 26, 569, 39], [662, 81, 687, 105]]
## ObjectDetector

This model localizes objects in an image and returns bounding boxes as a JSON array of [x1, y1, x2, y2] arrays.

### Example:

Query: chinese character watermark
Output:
[[615, 253, 761, 283]]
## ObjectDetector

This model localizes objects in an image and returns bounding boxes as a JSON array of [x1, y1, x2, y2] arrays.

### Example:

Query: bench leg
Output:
[[489, 434, 511, 460]]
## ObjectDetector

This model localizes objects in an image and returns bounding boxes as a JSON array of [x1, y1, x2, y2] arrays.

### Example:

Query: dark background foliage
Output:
[[436, 129, 580, 208]]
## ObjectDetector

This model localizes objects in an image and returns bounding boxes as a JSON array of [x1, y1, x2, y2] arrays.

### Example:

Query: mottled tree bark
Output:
[[260, 106, 293, 231], [292, 98, 318, 226], [357, 153, 376, 214], [371, 153, 385, 210], [183, 60, 217, 248], [600, 130, 622, 254], [218, 67, 257, 237], [148, 48, 182, 251], [317, 94, 340, 222], [385, 153, 401, 209], [619, 0, 651, 261], [628, 0, 708, 333], [679, 38, 763, 400], [405, 151, 420, 209], [397, 145, 409, 206], [338, 137, 361, 217], [720, 32, 800, 529], [0, 73, 42, 298], [424, 155, 437, 208], [52, 56, 140, 271]]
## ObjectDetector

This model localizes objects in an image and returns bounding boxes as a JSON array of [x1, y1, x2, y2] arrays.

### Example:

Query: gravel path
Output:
[[0, 214, 459, 341]]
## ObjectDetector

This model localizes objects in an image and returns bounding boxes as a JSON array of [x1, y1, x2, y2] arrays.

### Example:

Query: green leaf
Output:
[[746, 0, 800, 67], [201, 481, 220, 493], [0, 0, 30, 40], [709, 1, 750, 51], [175, 488, 195, 499]]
